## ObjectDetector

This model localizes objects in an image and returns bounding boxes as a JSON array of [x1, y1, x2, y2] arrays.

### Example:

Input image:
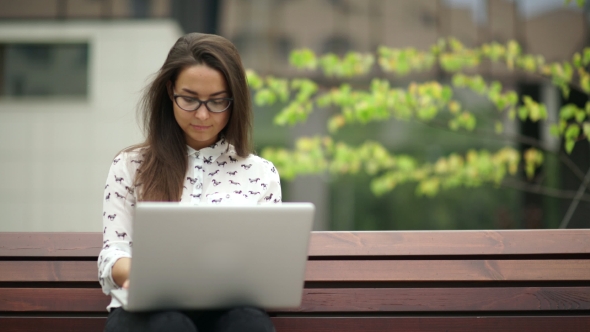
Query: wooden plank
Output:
[[272, 317, 590, 332], [287, 287, 590, 312], [0, 288, 110, 312], [2, 317, 590, 332], [3, 287, 589, 313], [305, 259, 590, 282], [309, 230, 590, 256], [4, 259, 590, 283], [3, 230, 590, 258], [0, 261, 98, 282], [0, 233, 102, 258], [0, 318, 107, 332]]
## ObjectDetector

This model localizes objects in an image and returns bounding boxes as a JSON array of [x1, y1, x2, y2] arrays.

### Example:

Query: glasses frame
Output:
[[173, 94, 233, 113]]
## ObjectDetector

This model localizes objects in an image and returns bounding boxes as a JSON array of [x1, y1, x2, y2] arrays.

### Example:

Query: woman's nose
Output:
[[193, 103, 209, 120]]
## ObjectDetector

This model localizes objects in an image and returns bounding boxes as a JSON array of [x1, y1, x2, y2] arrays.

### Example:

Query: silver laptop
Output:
[[110, 202, 314, 312]]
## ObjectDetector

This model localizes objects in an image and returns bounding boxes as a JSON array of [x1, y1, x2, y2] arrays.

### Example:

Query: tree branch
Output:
[[559, 166, 590, 228], [500, 178, 590, 203]]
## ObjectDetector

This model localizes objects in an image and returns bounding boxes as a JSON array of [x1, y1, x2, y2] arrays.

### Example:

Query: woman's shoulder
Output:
[[225, 151, 271, 166], [110, 147, 146, 171], [216, 144, 278, 177], [228, 152, 277, 176]]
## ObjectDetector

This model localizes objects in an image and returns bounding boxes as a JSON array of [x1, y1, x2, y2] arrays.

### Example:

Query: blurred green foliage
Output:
[[248, 37, 590, 199], [249, 0, 588, 229]]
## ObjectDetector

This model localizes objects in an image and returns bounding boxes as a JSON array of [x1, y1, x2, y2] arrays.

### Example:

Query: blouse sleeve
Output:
[[97, 152, 137, 295], [258, 161, 282, 205]]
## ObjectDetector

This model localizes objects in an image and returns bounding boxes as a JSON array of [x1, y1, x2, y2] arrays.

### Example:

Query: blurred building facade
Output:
[[0, 0, 587, 231]]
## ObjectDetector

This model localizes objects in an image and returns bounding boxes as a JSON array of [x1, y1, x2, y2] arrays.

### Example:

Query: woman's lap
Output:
[[105, 306, 275, 332]]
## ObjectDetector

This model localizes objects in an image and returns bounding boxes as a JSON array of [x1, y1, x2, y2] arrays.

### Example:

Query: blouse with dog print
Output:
[[98, 138, 282, 311]]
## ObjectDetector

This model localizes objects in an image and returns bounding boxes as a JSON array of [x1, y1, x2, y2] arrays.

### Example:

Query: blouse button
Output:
[[226, 194, 230, 198]]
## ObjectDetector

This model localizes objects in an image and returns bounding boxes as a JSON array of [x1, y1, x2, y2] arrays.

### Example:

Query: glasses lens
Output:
[[176, 96, 200, 111], [206, 99, 231, 112]]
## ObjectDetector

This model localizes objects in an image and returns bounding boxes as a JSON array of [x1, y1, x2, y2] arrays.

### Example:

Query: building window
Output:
[[0, 43, 89, 98], [322, 36, 353, 55]]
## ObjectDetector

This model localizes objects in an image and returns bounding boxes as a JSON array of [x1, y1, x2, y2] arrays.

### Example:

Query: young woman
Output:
[[99, 33, 280, 332]]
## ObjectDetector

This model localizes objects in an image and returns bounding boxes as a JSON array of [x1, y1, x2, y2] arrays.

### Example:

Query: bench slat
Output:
[[0, 233, 101, 257], [0, 261, 98, 282], [309, 230, 590, 256], [294, 287, 590, 312], [3, 230, 590, 258], [0, 288, 109, 312], [1, 318, 107, 332], [2, 287, 589, 313], [2, 317, 590, 332], [305, 259, 590, 281], [3, 259, 590, 283], [272, 317, 590, 332]]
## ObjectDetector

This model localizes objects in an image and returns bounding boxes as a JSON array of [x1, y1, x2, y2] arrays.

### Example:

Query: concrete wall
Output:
[[0, 20, 182, 231]]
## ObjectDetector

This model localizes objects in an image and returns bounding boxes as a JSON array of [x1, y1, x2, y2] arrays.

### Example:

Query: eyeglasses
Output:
[[173, 94, 233, 113]]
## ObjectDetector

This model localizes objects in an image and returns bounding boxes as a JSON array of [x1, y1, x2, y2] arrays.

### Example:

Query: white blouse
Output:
[[97, 138, 282, 310]]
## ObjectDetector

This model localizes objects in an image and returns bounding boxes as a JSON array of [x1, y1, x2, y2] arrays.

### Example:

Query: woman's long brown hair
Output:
[[128, 33, 253, 202]]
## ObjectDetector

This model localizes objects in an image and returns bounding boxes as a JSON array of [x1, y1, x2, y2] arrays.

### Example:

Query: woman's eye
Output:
[[182, 97, 196, 103], [211, 99, 225, 105]]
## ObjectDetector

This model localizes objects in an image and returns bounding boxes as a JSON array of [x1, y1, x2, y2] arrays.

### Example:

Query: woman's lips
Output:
[[190, 124, 211, 130]]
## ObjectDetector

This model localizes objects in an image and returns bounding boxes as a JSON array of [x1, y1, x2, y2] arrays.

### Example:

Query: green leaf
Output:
[[583, 48, 590, 66], [417, 105, 437, 121], [549, 124, 561, 137], [576, 109, 587, 123], [416, 178, 440, 197], [565, 124, 580, 140], [291, 79, 318, 103], [289, 49, 317, 70], [448, 118, 459, 131], [452, 74, 467, 87], [523, 148, 543, 180], [561, 85, 571, 99], [327, 115, 345, 133], [518, 106, 528, 121], [508, 107, 516, 120], [565, 139, 576, 154], [573, 52, 583, 68], [448, 100, 461, 114], [495, 121, 504, 134], [246, 69, 264, 90], [254, 89, 276, 106], [316, 93, 333, 108], [490, 81, 502, 94], [560, 104, 578, 120], [463, 112, 476, 131], [583, 123, 590, 141], [580, 70, 590, 94], [266, 77, 290, 103], [441, 86, 453, 101]]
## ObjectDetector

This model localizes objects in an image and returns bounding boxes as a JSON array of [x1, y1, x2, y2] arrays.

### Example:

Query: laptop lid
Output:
[[124, 202, 315, 312]]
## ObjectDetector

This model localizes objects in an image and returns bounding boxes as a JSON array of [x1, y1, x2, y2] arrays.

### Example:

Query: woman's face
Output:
[[170, 64, 231, 150]]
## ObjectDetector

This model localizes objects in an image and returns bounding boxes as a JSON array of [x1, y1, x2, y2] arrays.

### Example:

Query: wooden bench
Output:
[[1, 230, 590, 331]]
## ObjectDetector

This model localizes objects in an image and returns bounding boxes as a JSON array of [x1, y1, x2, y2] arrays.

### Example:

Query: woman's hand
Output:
[[112, 257, 131, 288]]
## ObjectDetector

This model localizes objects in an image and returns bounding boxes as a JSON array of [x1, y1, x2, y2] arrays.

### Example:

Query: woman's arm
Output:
[[258, 160, 282, 204], [98, 152, 138, 294], [112, 257, 131, 287]]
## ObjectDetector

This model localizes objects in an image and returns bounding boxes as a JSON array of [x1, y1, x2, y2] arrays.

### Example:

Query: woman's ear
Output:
[[166, 81, 173, 101]]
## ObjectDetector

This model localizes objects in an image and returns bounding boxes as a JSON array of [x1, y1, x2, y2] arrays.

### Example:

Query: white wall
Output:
[[0, 21, 183, 231]]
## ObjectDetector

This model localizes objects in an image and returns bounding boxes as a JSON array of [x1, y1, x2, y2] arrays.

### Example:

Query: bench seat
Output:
[[1, 230, 589, 331]]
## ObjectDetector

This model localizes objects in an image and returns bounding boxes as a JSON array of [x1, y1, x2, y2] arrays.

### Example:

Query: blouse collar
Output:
[[186, 137, 231, 162]]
